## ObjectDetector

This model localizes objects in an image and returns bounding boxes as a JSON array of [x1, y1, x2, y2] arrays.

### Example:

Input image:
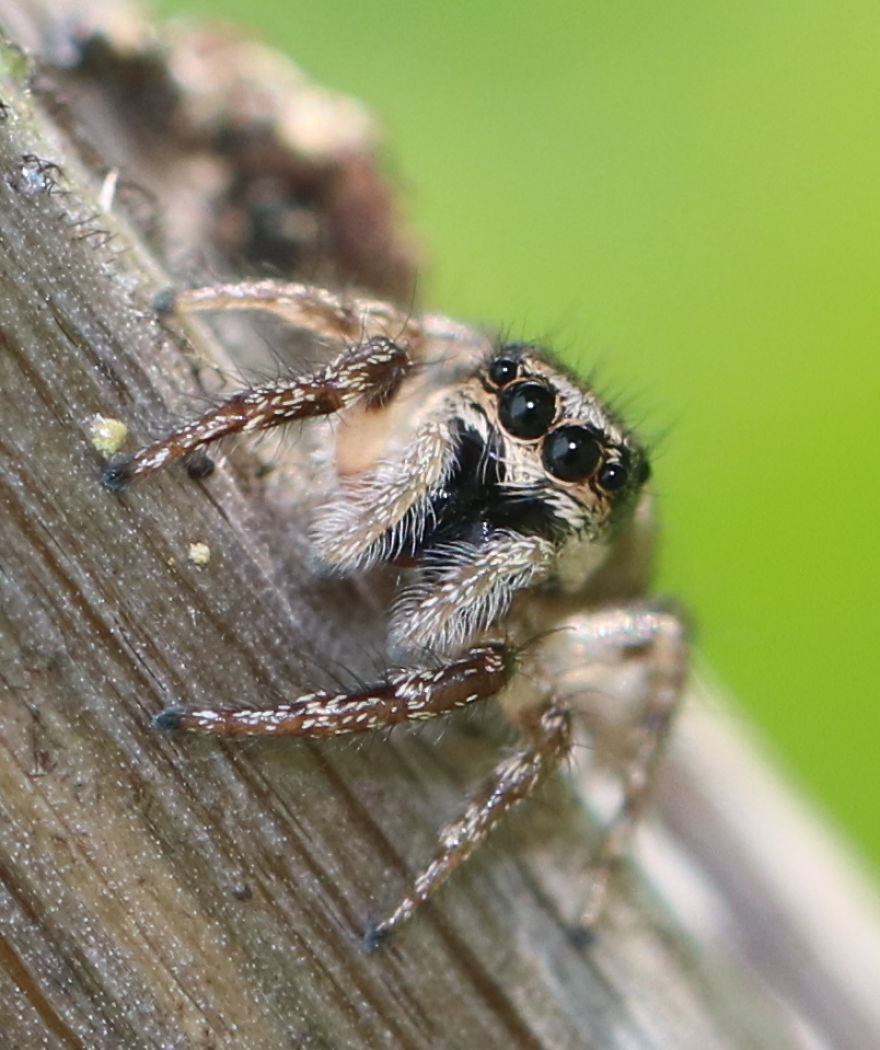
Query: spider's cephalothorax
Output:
[[102, 280, 686, 949], [311, 343, 651, 659]]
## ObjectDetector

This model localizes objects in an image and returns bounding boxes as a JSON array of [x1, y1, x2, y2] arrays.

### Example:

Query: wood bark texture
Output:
[[1, 2, 879, 1048]]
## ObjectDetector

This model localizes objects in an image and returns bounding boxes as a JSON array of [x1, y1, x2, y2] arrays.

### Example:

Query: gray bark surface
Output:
[[1, 3, 879, 1048]]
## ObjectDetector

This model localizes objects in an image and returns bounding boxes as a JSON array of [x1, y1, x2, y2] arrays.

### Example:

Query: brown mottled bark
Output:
[[1, 3, 878, 1048]]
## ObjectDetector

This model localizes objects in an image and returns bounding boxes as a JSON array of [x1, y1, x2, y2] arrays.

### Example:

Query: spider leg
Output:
[[365, 701, 572, 950], [164, 281, 490, 366], [153, 642, 513, 736], [101, 334, 410, 489], [566, 605, 688, 938], [162, 280, 423, 348], [101, 280, 490, 491], [309, 416, 456, 572], [389, 530, 557, 657]]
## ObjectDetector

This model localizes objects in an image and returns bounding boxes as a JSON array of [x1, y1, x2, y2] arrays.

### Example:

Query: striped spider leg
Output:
[[102, 279, 687, 947], [102, 281, 424, 490], [364, 601, 687, 949]]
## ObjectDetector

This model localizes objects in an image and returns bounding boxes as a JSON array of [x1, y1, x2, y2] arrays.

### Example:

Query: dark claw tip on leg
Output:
[[362, 922, 391, 953], [184, 451, 215, 480], [567, 923, 598, 951], [101, 457, 133, 491], [152, 706, 184, 731], [153, 286, 178, 314]]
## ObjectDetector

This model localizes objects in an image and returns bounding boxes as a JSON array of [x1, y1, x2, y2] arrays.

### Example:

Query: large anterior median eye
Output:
[[542, 425, 601, 482], [498, 381, 556, 439]]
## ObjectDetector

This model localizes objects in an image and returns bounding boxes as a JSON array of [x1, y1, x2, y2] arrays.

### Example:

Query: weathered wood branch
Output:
[[1, 3, 879, 1048]]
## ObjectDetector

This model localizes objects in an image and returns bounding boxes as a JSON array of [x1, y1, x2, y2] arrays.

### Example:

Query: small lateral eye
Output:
[[542, 425, 601, 482], [598, 462, 629, 491], [488, 357, 520, 387], [498, 381, 556, 439]]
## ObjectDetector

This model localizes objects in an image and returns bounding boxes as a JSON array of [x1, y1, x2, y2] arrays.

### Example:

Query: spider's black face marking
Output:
[[423, 425, 568, 550], [385, 422, 567, 564]]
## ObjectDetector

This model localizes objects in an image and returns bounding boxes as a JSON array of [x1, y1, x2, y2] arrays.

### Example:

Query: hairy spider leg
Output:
[[365, 701, 572, 950], [387, 531, 557, 657], [363, 605, 686, 948], [569, 605, 688, 937], [167, 281, 488, 364], [153, 643, 513, 736], [308, 412, 462, 575], [101, 281, 428, 490], [167, 280, 423, 348]]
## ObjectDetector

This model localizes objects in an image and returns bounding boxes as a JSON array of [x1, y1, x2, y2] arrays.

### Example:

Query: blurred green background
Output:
[[157, 0, 880, 873]]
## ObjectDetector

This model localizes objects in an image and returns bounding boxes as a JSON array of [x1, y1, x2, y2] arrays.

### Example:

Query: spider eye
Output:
[[542, 425, 601, 482], [488, 357, 520, 387], [598, 462, 629, 491], [498, 381, 556, 439]]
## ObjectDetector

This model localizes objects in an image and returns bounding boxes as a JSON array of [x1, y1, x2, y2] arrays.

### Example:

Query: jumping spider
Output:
[[102, 280, 687, 949]]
